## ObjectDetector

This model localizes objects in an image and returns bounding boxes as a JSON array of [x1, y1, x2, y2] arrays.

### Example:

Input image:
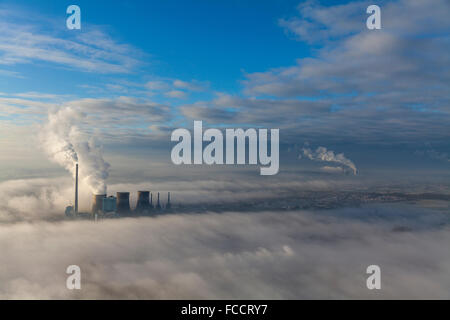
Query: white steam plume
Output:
[[300, 146, 357, 175], [39, 107, 110, 194]]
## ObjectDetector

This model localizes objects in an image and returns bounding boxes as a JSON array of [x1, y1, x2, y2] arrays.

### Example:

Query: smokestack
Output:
[[75, 163, 78, 214], [150, 193, 153, 208], [135, 191, 150, 212], [166, 192, 171, 209], [92, 194, 106, 214], [116, 192, 131, 214], [156, 192, 161, 210]]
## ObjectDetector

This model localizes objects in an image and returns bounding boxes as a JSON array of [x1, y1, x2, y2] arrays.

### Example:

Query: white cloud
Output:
[[279, 0, 366, 43], [279, 0, 450, 43], [0, 9, 142, 74], [173, 79, 208, 92], [164, 90, 188, 99], [0, 205, 449, 299], [0, 68, 23, 78], [144, 81, 169, 91], [224, 0, 450, 144]]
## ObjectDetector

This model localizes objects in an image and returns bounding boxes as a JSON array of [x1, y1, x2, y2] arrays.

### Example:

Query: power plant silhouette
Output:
[[65, 164, 172, 219]]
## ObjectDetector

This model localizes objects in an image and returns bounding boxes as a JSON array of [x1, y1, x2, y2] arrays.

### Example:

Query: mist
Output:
[[0, 205, 449, 299], [0, 170, 448, 299]]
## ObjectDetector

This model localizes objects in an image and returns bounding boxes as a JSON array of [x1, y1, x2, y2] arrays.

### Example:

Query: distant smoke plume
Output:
[[321, 166, 345, 174], [300, 146, 357, 175], [39, 107, 110, 194], [415, 149, 450, 163]]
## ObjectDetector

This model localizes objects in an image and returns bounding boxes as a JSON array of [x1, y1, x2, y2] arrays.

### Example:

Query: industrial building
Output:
[[136, 191, 151, 212], [65, 164, 172, 219], [88, 190, 172, 216], [102, 196, 116, 212]]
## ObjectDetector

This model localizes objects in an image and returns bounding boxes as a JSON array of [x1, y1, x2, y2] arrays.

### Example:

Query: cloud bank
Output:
[[0, 205, 449, 299]]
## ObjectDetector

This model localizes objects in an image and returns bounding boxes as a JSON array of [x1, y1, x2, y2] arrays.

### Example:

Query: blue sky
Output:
[[1, 0, 312, 99], [0, 0, 449, 181]]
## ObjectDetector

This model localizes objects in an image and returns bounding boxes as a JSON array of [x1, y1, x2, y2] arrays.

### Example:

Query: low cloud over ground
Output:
[[0, 205, 449, 299], [0, 173, 448, 299]]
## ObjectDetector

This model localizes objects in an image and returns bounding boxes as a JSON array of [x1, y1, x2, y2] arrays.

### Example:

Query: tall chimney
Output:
[[75, 163, 78, 214], [166, 192, 171, 209], [116, 192, 131, 214], [156, 192, 161, 210], [136, 191, 150, 212], [150, 193, 153, 208], [92, 194, 106, 214]]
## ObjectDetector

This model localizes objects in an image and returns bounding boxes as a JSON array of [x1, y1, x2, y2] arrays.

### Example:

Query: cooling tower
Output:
[[116, 192, 131, 214], [135, 191, 150, 212], [92, 194, 106, 214]]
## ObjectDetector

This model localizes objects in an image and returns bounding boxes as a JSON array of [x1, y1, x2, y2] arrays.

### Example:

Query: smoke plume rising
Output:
[[39, 107, 110, 194], [300, 146, 357, 175]]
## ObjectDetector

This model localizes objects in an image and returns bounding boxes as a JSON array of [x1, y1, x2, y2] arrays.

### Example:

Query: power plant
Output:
[[65, 164, 172, 219], [116, 192, 131, 213], [136, 191, 151, 212], [92, 194, 107, 214]]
